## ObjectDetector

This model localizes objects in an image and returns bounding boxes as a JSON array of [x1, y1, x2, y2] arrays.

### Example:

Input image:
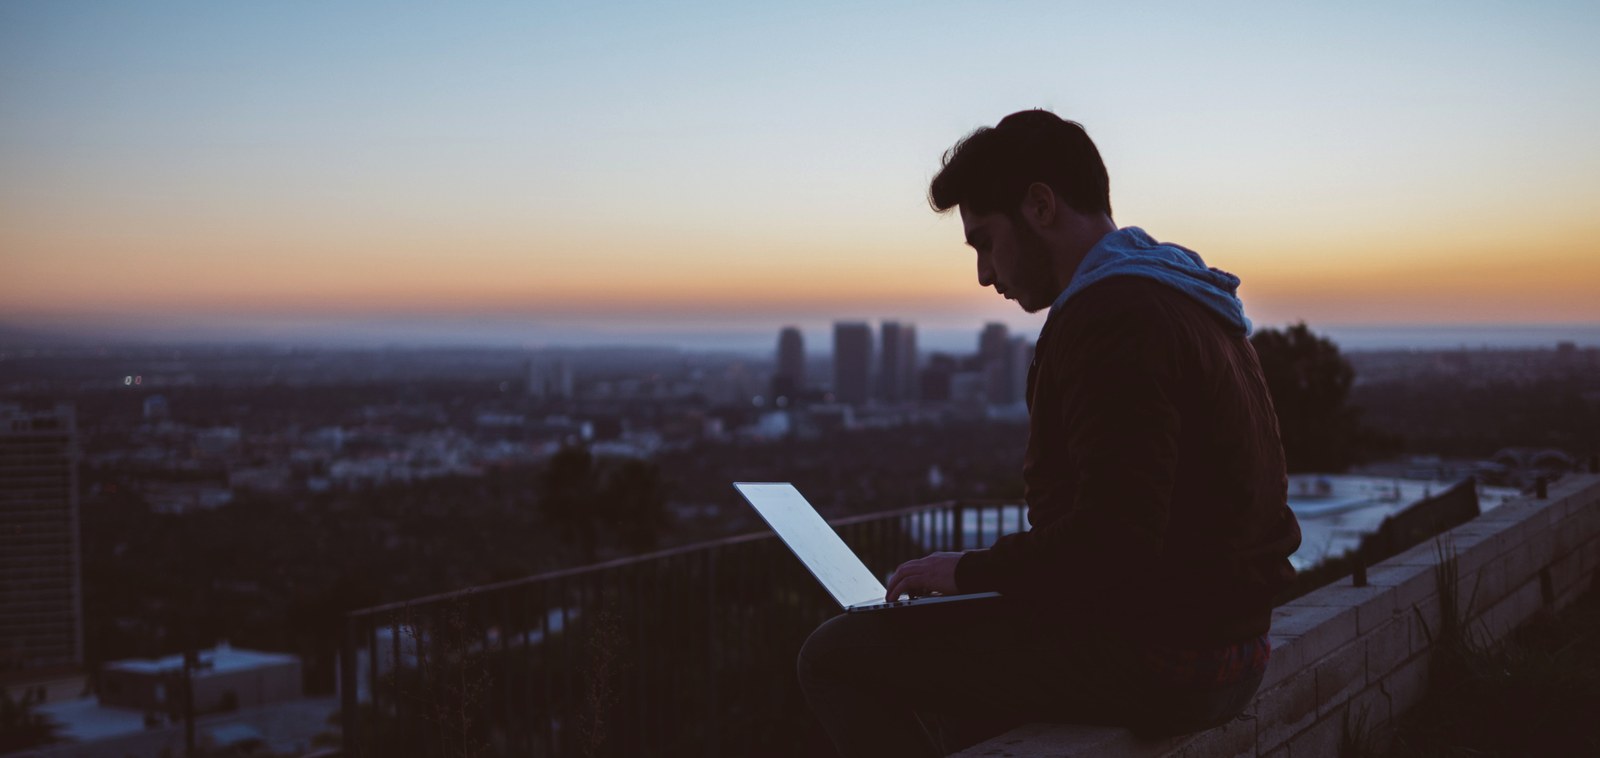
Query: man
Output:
[[796, 110, 1303, 757]]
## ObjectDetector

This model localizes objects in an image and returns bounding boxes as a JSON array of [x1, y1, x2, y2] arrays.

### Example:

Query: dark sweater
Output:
[[955, 276, 1302, 647]]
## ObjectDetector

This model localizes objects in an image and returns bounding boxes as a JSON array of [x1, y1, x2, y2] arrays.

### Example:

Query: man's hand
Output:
[[884, 551, 963, 602]]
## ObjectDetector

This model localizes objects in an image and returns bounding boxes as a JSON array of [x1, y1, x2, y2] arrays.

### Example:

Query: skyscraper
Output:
[[979, 322, 1015, 405], [527, 358, 574, 400], [832, 322, 873, 406], [919, 352, 959, 403], [878, 321, 918, 403], [899, 323, 918, 402], [0, 404, 82, 672], [773, 326, 806, 400]]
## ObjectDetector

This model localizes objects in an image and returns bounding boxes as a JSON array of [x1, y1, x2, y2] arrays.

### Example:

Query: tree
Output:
[[1251, 322, 1393, 472], [0, 686, 60, 752], [598, 459, 668, 553], [540, 446, 599, 560], [540, 447, 670, 557]]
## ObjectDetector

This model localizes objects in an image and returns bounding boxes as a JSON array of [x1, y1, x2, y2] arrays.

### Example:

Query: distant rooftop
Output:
[[102, 641, 296, 677], [1287, 474, 1519, 570]]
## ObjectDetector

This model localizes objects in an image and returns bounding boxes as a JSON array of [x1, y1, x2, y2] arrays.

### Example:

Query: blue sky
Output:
[[3, 1, 1598, 348]]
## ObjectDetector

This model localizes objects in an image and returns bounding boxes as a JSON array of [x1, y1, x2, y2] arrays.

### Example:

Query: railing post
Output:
[[953, 503, 967, 552], [341, 614, 359, 756], [394, 612, 410, 751], [540, 581, 554, 757], [706, 547, 720, 758]]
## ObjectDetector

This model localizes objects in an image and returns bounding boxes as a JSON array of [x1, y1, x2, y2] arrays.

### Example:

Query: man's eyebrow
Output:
[[965, 231, 986, 247]]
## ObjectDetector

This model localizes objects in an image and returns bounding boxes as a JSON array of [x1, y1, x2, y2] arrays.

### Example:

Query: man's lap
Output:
[[797, 600, 1150, 725]]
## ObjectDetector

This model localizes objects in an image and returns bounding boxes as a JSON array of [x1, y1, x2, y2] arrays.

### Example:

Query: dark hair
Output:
[[928, 109, 1111, 218]]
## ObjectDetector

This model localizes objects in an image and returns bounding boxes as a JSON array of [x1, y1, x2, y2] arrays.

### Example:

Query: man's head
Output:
[[929, 110, 1115, 312]]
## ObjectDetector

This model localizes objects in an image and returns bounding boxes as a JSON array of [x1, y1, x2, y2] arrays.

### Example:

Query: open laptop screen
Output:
[[733, 482, 886, 609]]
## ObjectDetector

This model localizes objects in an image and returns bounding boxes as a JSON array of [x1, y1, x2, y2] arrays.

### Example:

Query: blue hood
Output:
[[1048, 227, 1252, 335]]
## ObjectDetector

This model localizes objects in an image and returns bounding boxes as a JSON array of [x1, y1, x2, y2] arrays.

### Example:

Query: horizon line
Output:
[[6, 319, 1600, 355]]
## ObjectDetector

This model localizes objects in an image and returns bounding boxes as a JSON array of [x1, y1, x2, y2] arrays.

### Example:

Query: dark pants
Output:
[[796, 600, 1263, 758]]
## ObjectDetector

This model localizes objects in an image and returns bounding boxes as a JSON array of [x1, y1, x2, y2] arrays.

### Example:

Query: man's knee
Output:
[[797, 613, 877, 692]]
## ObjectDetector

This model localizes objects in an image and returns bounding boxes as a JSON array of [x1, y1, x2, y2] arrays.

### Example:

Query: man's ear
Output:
[[1021, 182, 1057, 229]]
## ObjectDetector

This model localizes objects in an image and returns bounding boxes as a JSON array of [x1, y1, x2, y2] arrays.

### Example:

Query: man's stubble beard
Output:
[[1016, 222, 1060, 314]]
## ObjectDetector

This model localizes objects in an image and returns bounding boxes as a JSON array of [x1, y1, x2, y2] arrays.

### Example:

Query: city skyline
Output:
[[9, 315, 1600, 356], [3, 2, 1598, 345]]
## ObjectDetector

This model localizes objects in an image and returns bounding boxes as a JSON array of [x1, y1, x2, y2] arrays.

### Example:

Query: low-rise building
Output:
[[100, 642, 301, 714]]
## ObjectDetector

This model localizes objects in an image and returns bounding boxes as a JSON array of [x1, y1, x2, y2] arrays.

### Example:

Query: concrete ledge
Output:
[[953, 475, 1600, 758]]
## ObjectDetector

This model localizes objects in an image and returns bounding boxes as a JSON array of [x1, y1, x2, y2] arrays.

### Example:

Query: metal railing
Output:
[[340, 500, 1027, 757]]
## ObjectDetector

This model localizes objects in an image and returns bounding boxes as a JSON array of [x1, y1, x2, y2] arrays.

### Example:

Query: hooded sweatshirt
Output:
[[1050, 227, 1252, 336], [956, 228, 1301, 649]]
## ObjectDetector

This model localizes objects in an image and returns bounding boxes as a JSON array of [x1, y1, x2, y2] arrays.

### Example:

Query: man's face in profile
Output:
[[960, 207, 1057, 313]]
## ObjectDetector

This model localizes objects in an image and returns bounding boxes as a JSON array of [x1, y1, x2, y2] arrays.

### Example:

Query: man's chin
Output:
[[1000, 289, 1051, 313]]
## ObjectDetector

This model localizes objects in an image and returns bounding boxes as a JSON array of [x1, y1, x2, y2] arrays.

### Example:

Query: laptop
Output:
[[733, 482, 1002, 613]]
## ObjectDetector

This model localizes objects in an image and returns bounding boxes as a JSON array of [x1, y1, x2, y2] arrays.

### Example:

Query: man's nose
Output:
[[976, 255, 994, 288]]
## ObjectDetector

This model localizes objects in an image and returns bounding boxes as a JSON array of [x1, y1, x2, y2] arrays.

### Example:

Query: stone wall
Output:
[[954, 474, 1600, 758]]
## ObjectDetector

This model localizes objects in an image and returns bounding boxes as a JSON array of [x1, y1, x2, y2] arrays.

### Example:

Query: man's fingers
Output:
[[886, 559, 930, 601], [886, 561, 917, 602], [883, 552, 962, 602], [886, 569, 907, 602]]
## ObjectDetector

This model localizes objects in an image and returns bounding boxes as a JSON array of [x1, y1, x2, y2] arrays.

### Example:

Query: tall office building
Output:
[[527, 358, 574, 400], [878, 321, 918, 403], [919, 353, 959, 403], [899, 323, 918, 402], [773, 327, 806, 399], [832, 322, 873, 406], [0, 404, 83, 672], [979, 322, 1015, 405]]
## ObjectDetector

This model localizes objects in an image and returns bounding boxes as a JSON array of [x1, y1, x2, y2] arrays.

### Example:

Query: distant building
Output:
[[227, 465, 292, 494], [949, 371, 989, 408], [99, 641, 302, 714], [979, 323, 1014, 405], [919, 353, 959, 402], [1009, 336, 1035, 405], [878, 321, 918, 404], [772, 326, 806, 400], [142, 395, 170, 421], [0, 404, 83, 672], [193, 427, 241, 458], [832, 322, 873, 406], [144, 483, 235, 514], [527, 358, 574, 400], [801, 403, 854, 435]]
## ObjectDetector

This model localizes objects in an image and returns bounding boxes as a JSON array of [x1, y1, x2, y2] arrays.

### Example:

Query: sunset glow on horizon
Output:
[[4, 1, 1598, 347]]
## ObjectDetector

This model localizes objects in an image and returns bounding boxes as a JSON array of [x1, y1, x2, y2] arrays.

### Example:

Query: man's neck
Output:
[[1050, 215, 1118, 293]]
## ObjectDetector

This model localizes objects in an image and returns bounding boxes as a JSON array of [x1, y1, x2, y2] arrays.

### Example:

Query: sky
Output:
[[2, 1, 1598, 350]]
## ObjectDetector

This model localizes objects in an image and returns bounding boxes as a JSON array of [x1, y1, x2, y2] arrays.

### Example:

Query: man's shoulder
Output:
[[1044, 276, 1188, 342], [1062, 275, 1186, 313], [1055, 274, 1242, 337]]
